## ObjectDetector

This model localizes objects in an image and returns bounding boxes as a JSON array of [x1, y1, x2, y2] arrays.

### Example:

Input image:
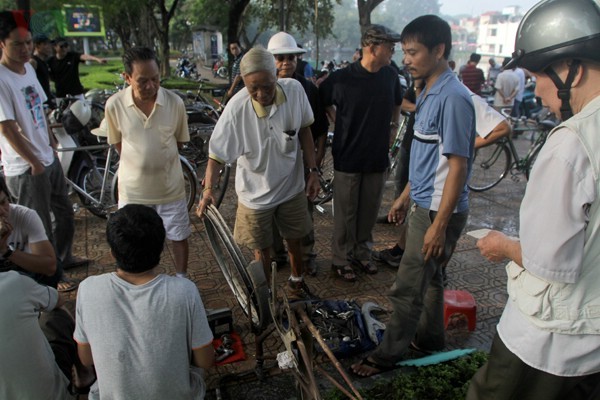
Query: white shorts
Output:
[[118, 198, 191, 241]]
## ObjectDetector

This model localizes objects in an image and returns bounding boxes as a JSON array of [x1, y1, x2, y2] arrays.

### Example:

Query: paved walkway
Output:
[[64, 137, 531, 399]]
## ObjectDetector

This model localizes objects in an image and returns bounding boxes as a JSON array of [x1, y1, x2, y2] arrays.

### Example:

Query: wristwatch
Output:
[[307, 167, 320, 174], [2, 244, 14, 259]]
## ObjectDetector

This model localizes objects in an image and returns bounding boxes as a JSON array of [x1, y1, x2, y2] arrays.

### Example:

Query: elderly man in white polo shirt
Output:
[[197, 47, 320, 299], [105, 47, 191, 278]]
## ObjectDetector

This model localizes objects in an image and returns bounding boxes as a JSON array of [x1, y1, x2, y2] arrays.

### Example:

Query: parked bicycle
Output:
[[468, 108, 558, 192], [52, 98, 200, 218]]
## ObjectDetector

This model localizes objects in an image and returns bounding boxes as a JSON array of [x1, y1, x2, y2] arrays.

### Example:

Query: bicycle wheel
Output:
[[76, 164, 117, 219], [203, 204, 271, 332], [314, 150, 334, 206], [468, 142, 511, 192], [180, 157, 199, 212], [197, 162, 231, 209], [524, 143, 543, 180]]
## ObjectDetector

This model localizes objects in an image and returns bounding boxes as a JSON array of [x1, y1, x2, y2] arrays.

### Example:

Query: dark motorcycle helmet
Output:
[[506, 0, 600, 120]]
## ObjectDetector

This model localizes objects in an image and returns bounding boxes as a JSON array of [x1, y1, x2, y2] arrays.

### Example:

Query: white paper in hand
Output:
[[466, 229, 491, 240]]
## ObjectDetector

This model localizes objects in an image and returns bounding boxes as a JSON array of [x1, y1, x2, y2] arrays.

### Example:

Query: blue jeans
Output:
[[6, 157, 75, 264], [371, 203, 468, 366]]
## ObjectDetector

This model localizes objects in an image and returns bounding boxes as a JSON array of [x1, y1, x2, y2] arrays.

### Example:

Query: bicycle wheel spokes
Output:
[[314, 151, 334, 206], [468, 142, 511, 192], [203, 205, 271, 332]]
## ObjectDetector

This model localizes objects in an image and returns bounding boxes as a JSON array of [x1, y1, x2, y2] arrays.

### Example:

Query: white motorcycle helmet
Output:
[[61, 100, 92, 134]]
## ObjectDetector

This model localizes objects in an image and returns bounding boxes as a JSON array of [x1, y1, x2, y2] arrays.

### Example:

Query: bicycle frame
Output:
[[54, 125, 118, 211]]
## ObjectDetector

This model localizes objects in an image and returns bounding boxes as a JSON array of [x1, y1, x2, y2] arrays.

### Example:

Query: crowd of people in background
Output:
[[2, 0, 600, 398]]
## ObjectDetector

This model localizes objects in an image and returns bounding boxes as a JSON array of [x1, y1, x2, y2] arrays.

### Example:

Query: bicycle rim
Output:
[[314, 151, 334, 206], [524, 144, 543, 180], [468, 143, 511, 192], [203, 205, 271, 332], [198, 164, 231, 209], [78, 166, 117, 218], [180, 158, 199, 212]]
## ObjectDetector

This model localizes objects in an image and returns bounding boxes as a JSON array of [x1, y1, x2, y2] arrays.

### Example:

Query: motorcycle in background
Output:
[[175, 56, 200, 80]]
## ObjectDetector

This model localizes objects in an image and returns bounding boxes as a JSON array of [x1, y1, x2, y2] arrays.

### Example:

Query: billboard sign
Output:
[[62, 5, 105, 37]]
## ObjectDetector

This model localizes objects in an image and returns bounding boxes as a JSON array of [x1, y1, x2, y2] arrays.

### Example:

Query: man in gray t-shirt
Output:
[[74, 205, 214, 399]]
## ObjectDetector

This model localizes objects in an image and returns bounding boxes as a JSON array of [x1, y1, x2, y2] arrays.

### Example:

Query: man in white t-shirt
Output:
[[75, 205, 214, 399], [197, 47, 320, 299], [0, 11, 82, 276], [105, 46, 191, 278], [493, 58, 520, 110]]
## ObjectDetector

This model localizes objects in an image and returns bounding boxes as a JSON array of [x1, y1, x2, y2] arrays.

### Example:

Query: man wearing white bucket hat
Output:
[[267, 31, 328, 277]]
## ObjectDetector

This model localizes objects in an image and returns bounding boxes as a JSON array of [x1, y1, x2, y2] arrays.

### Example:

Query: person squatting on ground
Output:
[[197, 47, 320, 300], [104, 46, 192, 278], [74, 205, 215, 399], [267, 31, 329, 277], [0, 178, 95, 398], [0, 177, 58, 286], [467, 0, 600, 398], [319, 24, 403, 282], [48, 36, 106, 100], [0, 11, 85, 283], [351, 14, 476, 376]]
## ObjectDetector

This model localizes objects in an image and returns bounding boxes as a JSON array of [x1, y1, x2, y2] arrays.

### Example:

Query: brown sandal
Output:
[[332, 264, 356, 282]]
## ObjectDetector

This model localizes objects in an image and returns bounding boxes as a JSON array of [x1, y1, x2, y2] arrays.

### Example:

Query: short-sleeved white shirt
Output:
[[208, 78, 314, 209], [105, 87, 190, 204], [0, 63, 54, 176], [470, 92, 506, 139], [2, 204, 48, 259], [493, 70, 520, 108]]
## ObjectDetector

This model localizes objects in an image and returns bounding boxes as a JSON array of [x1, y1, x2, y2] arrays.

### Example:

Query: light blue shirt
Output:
[[409, 69, 475, 212]]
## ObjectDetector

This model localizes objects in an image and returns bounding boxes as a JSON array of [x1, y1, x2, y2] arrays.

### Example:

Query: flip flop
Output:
[[350, 357, 396, 377], [351, 258, 378, 274], [331, 264, 356, 282], [58, 276, 79, 292]]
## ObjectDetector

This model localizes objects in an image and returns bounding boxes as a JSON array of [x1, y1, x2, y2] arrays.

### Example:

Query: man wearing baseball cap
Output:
[[320, 24, 403, 282], [30, 34, 55, 108]]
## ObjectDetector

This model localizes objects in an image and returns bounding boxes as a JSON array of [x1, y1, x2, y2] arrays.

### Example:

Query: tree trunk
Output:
[[226, 0, 251, 77], [357, 0, 385, 34]]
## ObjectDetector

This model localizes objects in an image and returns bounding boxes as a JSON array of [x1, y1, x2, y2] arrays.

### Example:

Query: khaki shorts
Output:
[[234, 191, 311, 250]]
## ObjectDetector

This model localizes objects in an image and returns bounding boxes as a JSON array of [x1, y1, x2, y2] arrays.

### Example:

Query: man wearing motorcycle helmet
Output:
[[469, 0, 600, 398]]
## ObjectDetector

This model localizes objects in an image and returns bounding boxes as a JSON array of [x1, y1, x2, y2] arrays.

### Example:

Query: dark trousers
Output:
[[467, 333, 600, 400]]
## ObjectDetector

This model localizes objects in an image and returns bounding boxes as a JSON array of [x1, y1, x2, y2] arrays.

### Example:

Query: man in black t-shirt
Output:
[[47, 37, 106, 99], [30, 34, 55, 108], [320, 24, 403, 282]]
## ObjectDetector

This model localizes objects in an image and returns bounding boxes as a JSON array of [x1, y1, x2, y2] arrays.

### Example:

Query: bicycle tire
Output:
[[524, 143, 543, 180], [197, 162, 231, 209], [180, 156, 199, 212], [203, 205, 271, 332], [468, 142, 511, 192], [314, 150, 334, 206], [78, 166, 117, 218]]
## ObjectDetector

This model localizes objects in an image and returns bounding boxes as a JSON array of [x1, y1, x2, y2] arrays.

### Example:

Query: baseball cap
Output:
[[33, 34, 51, 45], [52, 37, 68, 46], [361, 24, 401, 47]]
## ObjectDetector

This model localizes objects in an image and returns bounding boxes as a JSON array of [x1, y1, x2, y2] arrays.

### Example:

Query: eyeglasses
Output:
[[59, 43, 69, 49], [275, 54, 296, 62]]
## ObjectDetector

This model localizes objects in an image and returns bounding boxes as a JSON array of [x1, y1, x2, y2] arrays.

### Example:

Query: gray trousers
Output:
[[6, 157, 75, 263], [371, 203, 467, 366], [467, 333, 600, 400], [331, 170, 386, 265]]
